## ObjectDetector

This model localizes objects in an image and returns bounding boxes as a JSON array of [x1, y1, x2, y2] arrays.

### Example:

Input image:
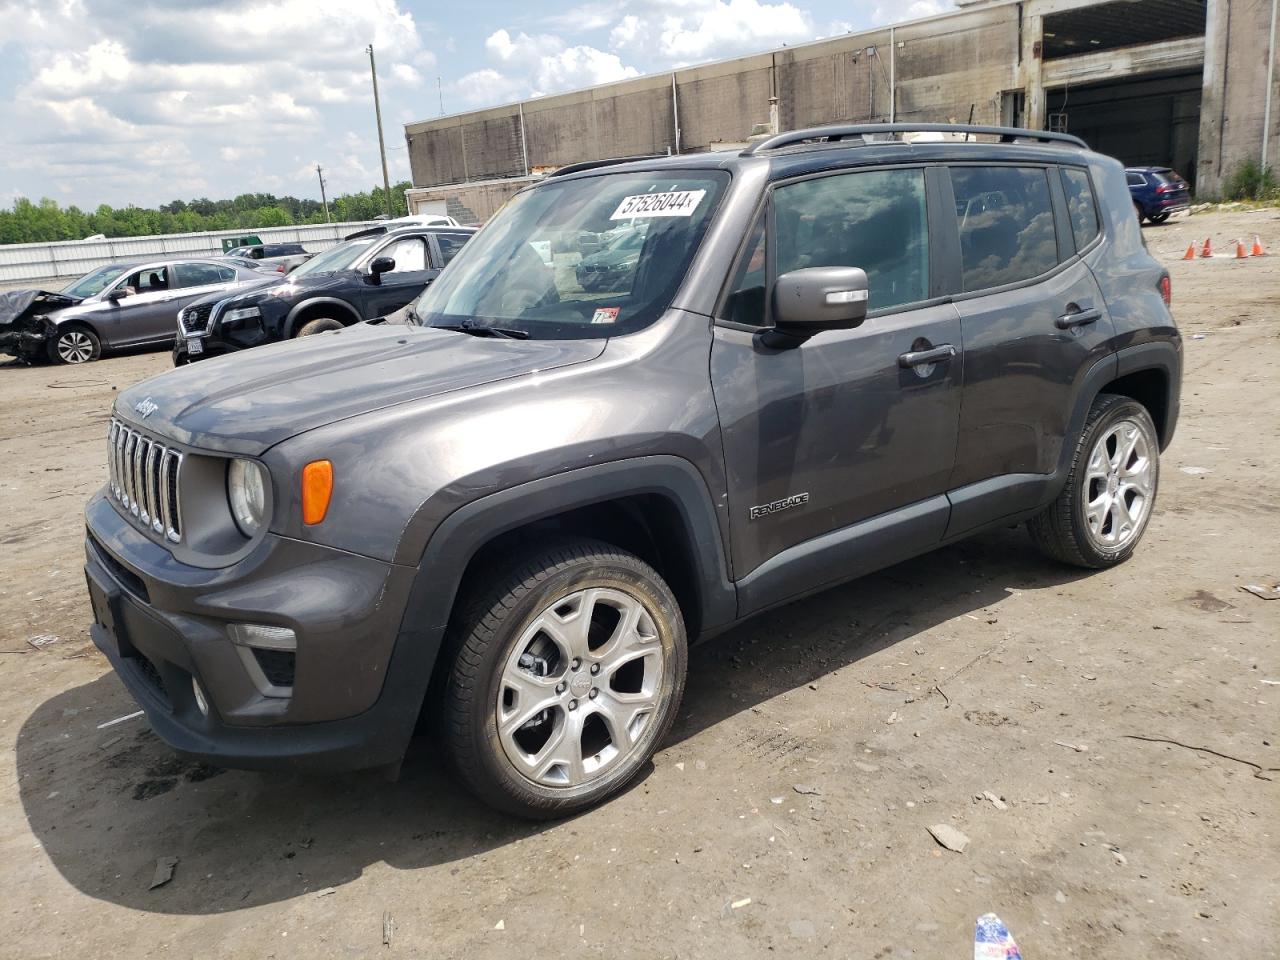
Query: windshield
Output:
[[61, 264, 128, 299], [415, 170, 729, 339], [289, 237, 377, 278]]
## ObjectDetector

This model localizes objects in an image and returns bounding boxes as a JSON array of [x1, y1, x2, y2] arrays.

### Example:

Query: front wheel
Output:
[[48, 325, 101, 364], [295, 317, 344, 337], [1028, 394, 1160, 568], [439, 538, 687, 819]]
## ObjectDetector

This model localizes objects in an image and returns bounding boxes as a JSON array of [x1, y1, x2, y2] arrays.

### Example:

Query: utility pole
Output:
[[315, 164, 331, 223], [367, 44, 394, 218]]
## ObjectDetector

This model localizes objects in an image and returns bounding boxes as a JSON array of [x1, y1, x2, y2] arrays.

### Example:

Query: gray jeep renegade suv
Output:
[[84, 124, 1180, 818]]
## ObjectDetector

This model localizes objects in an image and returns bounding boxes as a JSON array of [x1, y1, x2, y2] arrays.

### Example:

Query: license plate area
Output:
[[186, 337, 204, 355]]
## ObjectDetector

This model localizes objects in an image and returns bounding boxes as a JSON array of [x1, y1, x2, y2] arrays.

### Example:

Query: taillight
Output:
[[1156, 184, 1174, 194], [1159, 275, 1171, 307]]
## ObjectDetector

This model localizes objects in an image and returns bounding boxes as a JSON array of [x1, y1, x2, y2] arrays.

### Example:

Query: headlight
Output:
[[227, 458, 267, 536], [223, 306, 261, 323]]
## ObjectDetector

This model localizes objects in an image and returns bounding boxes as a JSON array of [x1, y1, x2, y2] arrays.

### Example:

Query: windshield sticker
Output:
[[610, 189, 706, 220], [591, 307, 620, 325]]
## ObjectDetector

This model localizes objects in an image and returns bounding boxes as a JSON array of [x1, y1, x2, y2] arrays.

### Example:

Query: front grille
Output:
[[179, 302, 214, 335], [107, 419, 183, 543]]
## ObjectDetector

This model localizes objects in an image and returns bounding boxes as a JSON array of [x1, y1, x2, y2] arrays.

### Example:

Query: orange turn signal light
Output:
[[301, 460, 333, 525]]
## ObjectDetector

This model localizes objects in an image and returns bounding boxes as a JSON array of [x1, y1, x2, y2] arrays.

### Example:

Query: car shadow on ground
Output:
[[16, 525, 1091, 915]]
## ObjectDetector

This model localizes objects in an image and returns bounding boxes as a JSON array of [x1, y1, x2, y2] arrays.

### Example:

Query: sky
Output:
[[0, 0, 952, 210]]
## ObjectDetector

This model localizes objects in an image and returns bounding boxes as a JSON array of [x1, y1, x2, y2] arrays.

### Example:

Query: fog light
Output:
[[227, 623, 297, 651], [192, 677, 210, 716]]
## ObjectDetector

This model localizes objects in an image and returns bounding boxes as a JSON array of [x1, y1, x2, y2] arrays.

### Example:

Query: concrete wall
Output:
[[405, 4, 1028, 190], [1197, 0, 1280, 197], [406, 0, 1278, 205], [405, 177, 536, 224]]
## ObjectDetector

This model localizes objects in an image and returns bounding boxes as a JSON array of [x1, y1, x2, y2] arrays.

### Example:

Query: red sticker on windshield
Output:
[[591, 307, 620, 325]]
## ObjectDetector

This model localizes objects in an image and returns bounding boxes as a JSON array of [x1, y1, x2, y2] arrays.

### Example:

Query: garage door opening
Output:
[[1046, 70, 1202, 189]]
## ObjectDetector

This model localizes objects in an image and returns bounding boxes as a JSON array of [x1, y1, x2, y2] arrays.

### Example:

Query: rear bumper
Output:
[[83, 492, 431, 772]]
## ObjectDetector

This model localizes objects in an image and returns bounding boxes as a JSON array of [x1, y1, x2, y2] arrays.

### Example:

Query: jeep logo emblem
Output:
[[134, 397, 158, 419]]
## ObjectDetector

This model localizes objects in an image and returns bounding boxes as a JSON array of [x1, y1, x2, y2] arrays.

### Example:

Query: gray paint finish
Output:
[[88, 131, 1181, 773]]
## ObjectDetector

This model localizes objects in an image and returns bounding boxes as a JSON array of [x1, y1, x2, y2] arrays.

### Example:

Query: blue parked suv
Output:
[[1126, 167, 1191, 224]]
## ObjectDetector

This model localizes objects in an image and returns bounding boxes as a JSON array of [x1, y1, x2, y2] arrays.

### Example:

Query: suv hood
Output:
[[116, 322, 605, 454]]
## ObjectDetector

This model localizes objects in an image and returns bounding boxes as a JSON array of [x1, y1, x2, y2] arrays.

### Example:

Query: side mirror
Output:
[[107, 286, 133, 301], [369, 256, 395, 276], [771, 267, 869, 336]]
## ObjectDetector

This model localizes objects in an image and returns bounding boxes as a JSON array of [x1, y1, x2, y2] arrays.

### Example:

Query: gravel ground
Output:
[[1, 207, 1277, 959]]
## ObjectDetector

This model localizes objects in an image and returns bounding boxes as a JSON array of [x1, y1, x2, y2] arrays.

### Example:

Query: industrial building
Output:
[[403, 0, 1278, 222]]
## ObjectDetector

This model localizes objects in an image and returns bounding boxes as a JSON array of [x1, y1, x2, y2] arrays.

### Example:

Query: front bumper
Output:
[[84, 491, 430, 772]]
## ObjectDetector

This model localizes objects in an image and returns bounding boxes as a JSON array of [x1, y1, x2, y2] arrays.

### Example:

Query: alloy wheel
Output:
[[1083, 418, 1154, 549], [57, 331, 95, 364], [496, 587, 665, 788]]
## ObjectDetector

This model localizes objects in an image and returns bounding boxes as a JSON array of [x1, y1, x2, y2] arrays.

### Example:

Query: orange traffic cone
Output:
[[1200, 237, 1212, 258], [1182, 242, 1196, 260], [1235, 239, 1248, 259], [1251, 235, 1267, 256]]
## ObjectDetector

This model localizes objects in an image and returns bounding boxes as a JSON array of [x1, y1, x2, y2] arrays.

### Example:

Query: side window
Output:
[[1060, 168, 1100, 251], [125, 266, 169, 292], [724, 217, 767, 326], [435, 232, 470, 265], [774, 168, 930, 312], [951, 166, 1057, 291], [175, 263, 234, 287], [383, 237, 428, 273], [1126, 172, 1146, 186]]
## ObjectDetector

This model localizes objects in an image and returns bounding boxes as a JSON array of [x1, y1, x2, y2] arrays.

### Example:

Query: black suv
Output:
[[174, 225, 475, 362], [85, 125, 1179, 818]]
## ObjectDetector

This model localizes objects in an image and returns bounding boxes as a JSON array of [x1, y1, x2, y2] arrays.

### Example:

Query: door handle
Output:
[[1055, 307, 1101, 329], [898, 344, 957, 368]]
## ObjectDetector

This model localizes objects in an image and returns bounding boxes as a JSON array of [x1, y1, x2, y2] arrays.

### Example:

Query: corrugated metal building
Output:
[[403, 0, 1278, 220]]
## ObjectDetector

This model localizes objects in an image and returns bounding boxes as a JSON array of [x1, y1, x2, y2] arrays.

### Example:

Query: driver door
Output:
[[100, 266, 179, 347], [710, 166, 963, 612], [361, 235, 439, 319]]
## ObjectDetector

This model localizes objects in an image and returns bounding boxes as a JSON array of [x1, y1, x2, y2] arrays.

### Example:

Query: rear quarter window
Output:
[[1060, 168, 1100, 252], [951, 166, 1058, 292]]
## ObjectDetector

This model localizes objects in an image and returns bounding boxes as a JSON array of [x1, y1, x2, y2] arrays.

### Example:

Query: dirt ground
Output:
[[1, 207, 1277, 960]]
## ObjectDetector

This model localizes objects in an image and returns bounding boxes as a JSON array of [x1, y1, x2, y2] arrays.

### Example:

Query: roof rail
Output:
[[548, 154, 668, 178], [741, 123, 1087, 156]]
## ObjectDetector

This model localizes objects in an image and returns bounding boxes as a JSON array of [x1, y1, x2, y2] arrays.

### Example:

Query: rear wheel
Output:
[[1028, 394, 1160, 569], [1148, 211, 1171, 224], [1133, 201, 1146, 223], [439, 538, 687, 819], [295, 317, 343, 337], [47, 325, 101, 364]]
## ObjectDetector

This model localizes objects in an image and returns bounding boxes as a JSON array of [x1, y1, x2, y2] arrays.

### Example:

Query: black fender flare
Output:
[[383, 456, 737, 711], [1113, 338, 1182, 450], [284, 297, 361, 338]]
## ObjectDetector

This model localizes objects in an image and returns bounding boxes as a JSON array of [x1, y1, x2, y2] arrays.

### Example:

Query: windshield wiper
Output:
[[434, 320, 530, 340]]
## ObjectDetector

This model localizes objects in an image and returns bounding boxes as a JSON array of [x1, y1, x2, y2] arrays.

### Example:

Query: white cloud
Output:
[[609, 0, 814, 64], [0, 0, 436, 206], [458, 29, 639, 104], [873, 0, 953, 22]]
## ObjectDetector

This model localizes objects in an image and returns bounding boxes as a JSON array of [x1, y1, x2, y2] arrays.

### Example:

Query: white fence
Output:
[[0, 220, 385, 287]]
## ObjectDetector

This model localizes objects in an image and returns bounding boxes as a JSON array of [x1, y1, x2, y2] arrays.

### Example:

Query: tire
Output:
[[1028, 394, 1160, 569], [295, 317, 344, 337], [439, 538, 688, 819], [1148, 212, 1170, 224], [47, 325, 101, 364], [1133, 202, 1146, 223]]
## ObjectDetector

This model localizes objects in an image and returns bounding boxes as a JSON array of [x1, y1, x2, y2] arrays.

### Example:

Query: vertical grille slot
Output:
[[107, 418, 183, 544]]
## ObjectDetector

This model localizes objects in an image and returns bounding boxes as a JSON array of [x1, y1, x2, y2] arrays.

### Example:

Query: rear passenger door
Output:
[[944, 163, 1115, 535], [711, 166, 963, 608]]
